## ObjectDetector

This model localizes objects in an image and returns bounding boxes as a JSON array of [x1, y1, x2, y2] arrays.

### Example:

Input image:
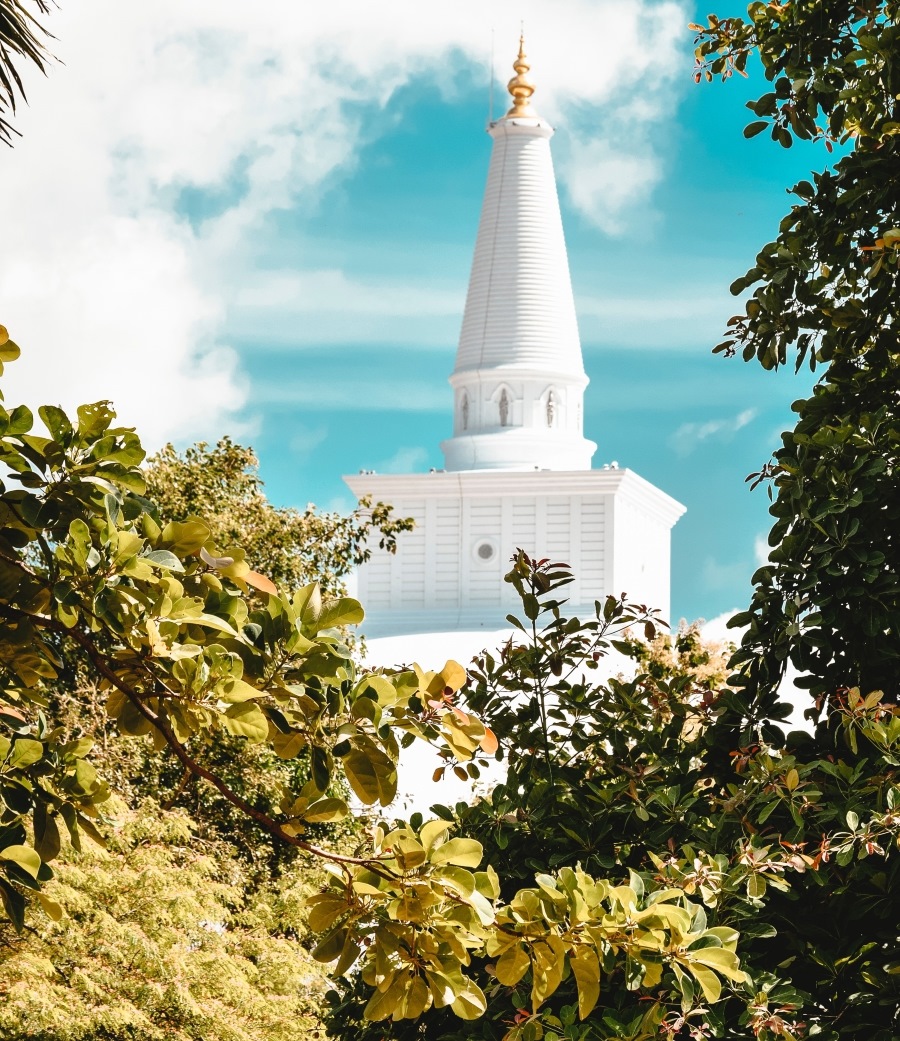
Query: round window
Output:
[[473, 539, 497, 563]]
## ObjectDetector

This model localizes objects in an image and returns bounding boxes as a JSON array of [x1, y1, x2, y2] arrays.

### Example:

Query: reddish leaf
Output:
[[479, 727, 499, 755], [245, 570, 277, 596]]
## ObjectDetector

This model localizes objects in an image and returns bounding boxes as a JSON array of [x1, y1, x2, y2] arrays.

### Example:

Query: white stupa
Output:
[[346, 39, 685, 638]]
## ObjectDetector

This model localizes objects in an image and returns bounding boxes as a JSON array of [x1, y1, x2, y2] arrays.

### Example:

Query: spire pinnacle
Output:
[[504, 35, 537, 118]]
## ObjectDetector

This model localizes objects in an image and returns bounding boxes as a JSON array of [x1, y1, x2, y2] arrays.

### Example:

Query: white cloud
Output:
[[701, 610, 741, 645], [0, 1, 689, 447], [577, 289, 732, 349], [754, 533, 771, 566], [670, 407, 757, 457], [561, 141, 663, 236], [254, 379, 447, 412], [377, 446, 431, 474], [230, 269, 462, 347]]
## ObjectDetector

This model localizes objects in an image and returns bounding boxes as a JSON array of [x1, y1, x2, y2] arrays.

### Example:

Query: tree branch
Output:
[[0, 600, 397, 873]]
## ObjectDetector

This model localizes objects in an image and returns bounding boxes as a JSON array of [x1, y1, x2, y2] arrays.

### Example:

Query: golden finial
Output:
[[504, 34, 537, 118]]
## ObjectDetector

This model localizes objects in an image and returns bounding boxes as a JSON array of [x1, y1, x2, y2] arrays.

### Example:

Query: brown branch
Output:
[[64, 623, 394, 869], [160, 765, 194, 811], [0, 600, 395, 873]]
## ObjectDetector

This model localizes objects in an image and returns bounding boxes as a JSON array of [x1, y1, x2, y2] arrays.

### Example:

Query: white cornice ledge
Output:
[[345, 467, 685, 528]]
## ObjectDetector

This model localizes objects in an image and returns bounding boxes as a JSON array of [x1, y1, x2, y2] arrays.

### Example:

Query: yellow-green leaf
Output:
[[364, 970, 406, 1021], [689, 945, 747, 982], [531, 935, 566, 1010], [218, 678, 262, 703], [687, 963, 722, 1003], [37, 892, 64, 921], [570, 946, 601, 1020], [221, 702, 268, 743], [302, 797, 349, 824], [495, 943, 530, 987], [0, 844, 41, 878], [317, 597, 365, 630], [429, 837, 483, 869], [449, 979, 486, 1020], [343, 748, 396, 805], [420, 819, 453, 851], [8, 738, 43, 769], [306, 894, 348, 934]]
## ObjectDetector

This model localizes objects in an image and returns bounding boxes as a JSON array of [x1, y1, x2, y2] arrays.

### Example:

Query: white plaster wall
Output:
[[346, 470, 683, 637], [610, 495, 674, 619]]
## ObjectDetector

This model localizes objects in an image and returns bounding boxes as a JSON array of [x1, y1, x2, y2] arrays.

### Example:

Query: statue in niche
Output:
[[546, 391, 556, 428], [499, 388, 510, 427], [461, 393, 469, 431]]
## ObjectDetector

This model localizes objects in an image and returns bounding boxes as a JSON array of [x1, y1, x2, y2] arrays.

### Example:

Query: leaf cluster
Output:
[[0, 799, 334, 1041], [329, 555, 900, 1040], [0, 0, 53, 146], [145, 438, 413, 600]]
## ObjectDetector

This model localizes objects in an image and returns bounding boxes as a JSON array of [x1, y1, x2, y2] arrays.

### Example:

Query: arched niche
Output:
[[490, 383, 517, 428]]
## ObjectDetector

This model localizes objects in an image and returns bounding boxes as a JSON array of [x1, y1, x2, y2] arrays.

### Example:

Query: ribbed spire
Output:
[[440, 38, 596, 473]]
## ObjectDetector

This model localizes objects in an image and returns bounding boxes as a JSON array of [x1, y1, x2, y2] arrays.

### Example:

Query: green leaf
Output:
[[0, 877, 26, 931], [311, 745, 331, 793], [0, 844, 41, 878], [38, 405, 73, 443], [743, 120, 768, 138], [221, 702, 268, 743], [342, 747, 396, 805], [161, 519, 210, 555], [218, 678, 262, 704], [449, 979, 487, 1020], [33, 803, 61, 863], [7, 738, 43, 769], [495, 944, 530, 986], [364, 970, 406, 1021], [303, 797, 348, 823], [0, 335, 21, 362], [746, 873, 767, 900], [316, 597, 365, 630], [143, 549, 185, 572], [429, 837, 483, 869], [306, 893, 348, 934]]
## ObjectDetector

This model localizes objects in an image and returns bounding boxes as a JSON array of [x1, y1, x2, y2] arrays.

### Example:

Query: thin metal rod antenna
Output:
[[488, 27, 495, 125]]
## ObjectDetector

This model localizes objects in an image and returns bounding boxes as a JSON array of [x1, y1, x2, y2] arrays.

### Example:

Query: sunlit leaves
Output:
[[0, 330, 487, 945]]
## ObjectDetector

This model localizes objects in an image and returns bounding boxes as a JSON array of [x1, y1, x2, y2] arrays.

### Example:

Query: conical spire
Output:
[[440, 36, 596, 473], [504, 35, 537, 118]]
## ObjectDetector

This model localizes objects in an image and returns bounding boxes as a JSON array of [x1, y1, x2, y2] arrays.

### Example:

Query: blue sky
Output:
[[0, 1, 834, 625]]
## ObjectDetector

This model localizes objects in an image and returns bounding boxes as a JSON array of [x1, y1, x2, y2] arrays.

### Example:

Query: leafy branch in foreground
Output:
[[0, 328, 754, 1035], [329, 552, 900, 1041]]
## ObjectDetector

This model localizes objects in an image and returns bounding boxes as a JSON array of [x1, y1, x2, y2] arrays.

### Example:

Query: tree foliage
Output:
[[0, 0, 53, 146], [145, 439, 413, 600], [329, 554, 900, 1041], [0, 332, 758, 1037], [0, 801, 332, 1041], [692, 1, 900, 713]]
